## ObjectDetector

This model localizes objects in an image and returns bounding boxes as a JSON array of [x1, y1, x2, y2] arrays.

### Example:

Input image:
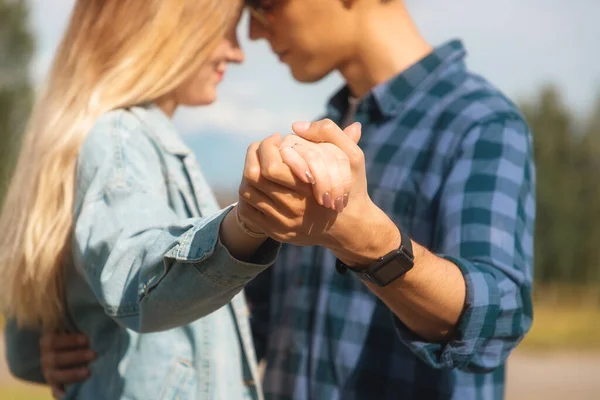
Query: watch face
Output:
[[371, 264, 408, 286], [370, 254, 413, 286]]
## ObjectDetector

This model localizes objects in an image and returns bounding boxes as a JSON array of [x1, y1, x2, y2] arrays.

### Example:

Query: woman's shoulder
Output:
[[76, 108, 166, 194], [83, 108, 152, 156], [80, 108, 165, 167]]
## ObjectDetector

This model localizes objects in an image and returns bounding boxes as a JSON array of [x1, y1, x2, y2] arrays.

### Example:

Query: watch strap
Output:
[[335, 229, 414, 287]]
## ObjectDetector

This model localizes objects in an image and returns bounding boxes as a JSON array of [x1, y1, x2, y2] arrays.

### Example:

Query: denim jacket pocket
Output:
[[159, 358, 197, 400], [166, 177, 201, 219]]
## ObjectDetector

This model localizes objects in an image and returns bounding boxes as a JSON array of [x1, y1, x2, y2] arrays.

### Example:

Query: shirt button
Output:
[[138, 284, 147, 296], [244, 379, 255, 386]]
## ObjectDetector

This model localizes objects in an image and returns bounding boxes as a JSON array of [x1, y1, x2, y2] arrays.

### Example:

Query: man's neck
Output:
[[339, 4, 432, 99]]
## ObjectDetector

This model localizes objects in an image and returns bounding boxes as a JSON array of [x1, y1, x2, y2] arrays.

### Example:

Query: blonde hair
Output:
[[0, 0, 239, 330]]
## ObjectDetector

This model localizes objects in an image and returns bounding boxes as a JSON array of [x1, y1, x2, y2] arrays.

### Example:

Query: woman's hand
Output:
[[235, 119, 361, 239], [278, 131, 355, 212], [237, 121, 361, 215], [236, 120, 380, 259]]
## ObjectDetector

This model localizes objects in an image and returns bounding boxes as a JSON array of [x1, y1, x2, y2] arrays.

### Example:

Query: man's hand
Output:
[[39, 333, 95, 399], [238, 119, 397, 264], [278, 134, 353, 212]]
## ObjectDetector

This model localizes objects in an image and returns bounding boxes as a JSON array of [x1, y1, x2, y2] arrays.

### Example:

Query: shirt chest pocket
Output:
[[365, 149, 420, 234], [368, 174, 438, 246], [159, 358, 197, 400], [165, 176, 201, 219], [370, 185, 417, 234]]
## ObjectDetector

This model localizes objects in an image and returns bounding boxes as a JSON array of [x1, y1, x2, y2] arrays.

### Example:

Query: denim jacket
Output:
[[4, 104, 279, 399]]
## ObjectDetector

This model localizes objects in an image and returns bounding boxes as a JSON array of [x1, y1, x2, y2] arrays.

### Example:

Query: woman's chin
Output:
[[185, 91, 218, 107]]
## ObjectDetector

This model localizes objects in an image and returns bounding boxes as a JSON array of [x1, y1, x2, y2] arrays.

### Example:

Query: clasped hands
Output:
[[237, 119, 383, 259]]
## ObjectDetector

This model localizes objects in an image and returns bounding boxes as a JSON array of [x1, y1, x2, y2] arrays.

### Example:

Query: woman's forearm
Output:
[[219, 205, 268, 262]]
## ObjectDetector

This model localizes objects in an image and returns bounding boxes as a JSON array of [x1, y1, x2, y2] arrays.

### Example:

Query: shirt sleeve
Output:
[[73, 121, 280, 334], [394, 118, 535, 373], [3, 319, 45, 384]]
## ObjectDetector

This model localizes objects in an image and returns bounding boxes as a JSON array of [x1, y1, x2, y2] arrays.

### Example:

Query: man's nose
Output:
[[227, 46, 246, 64]]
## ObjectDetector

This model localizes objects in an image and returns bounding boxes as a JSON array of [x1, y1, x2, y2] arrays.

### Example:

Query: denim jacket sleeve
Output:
[[3, 319, 45, 384], [73, 111, 279, 333]]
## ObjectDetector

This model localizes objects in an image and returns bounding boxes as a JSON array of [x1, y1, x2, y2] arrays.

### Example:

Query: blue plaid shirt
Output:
[[247, 40, 535, 400]]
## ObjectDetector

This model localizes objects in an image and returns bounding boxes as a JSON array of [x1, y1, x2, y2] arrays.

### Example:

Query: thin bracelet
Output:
[[235, 204, 268, 239]]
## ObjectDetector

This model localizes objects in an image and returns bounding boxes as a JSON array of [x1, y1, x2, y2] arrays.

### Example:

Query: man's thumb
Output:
[[343, 122, 361, 145]]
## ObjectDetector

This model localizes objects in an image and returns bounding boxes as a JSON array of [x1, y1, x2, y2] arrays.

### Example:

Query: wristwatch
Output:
[[335, 229, 414, 287]]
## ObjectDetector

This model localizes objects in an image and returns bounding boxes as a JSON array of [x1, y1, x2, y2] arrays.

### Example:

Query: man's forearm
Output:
[[368, 240, 466, 341], [335, 212, 466, 342]]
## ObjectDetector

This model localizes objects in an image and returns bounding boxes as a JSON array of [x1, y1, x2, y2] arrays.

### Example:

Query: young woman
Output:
[[0, 1, 354, 399]]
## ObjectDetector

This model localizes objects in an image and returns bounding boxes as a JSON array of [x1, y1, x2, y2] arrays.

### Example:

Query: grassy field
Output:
[[522, 304, 600, 350], [0, 384, 51, 400], [521, 284, 600, 350]]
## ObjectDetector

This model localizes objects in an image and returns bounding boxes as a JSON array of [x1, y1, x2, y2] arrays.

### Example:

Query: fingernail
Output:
[[78, 336, 88, 345], [293, 121, 311, 132], [335, 197, 344, 213], [352, 122, 362, 129], [323, 192, 331, 208], [305, 170, 316, 185], [343, 193, 349, 207], [86, 351, 96, 359]]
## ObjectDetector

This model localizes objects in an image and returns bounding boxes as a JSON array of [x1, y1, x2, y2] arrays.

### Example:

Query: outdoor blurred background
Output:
[[1, 0, 599, 399]]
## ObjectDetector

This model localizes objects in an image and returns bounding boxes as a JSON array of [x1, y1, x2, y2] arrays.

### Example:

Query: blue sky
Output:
[[28, 0, 600, 192]]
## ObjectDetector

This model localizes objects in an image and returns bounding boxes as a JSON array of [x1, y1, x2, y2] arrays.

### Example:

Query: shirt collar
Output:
[[326, 39, 467, 122]]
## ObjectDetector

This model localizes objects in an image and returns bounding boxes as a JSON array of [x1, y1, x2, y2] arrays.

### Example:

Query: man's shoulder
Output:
[[403, 66, 533, 168], [427, 67, 527, 133]]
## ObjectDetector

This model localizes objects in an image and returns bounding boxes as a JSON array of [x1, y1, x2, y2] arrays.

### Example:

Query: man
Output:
[[25, 1, 535, 399], [242, 0, 534, 399]]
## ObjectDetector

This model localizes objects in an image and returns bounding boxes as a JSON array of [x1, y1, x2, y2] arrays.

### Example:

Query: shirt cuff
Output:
[[200, 236, 281, 287], [166, 205, 281, 288], [393, 255, 501, 370]]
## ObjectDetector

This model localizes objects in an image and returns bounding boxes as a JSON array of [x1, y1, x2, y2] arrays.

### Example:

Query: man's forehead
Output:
[[245, 3, 269, 27]]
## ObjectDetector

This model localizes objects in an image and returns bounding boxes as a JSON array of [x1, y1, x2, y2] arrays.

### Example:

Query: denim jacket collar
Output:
[[129, 103, 192, 157]]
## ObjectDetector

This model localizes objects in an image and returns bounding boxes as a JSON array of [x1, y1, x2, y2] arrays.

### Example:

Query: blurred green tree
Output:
[[574, 95, 600, 284], [522, 86, 600, 285], [0, 0, 34, 205]]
